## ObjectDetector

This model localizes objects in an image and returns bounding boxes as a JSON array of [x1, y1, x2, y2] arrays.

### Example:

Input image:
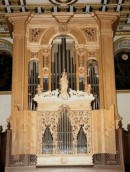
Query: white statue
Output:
[[59, 70, 69, 100], [60, 70, 68, 94]]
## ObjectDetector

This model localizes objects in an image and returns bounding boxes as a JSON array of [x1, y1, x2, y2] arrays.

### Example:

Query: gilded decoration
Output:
[[83, 28, 97, 42]]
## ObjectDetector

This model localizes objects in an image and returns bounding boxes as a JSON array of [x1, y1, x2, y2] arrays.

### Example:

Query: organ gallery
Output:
[[5, 11, 123, 171]]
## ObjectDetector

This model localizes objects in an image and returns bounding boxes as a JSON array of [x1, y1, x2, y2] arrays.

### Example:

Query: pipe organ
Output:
[[6, 11, 121, 168]]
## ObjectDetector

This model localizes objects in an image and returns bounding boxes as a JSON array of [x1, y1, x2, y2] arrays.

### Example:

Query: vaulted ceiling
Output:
[[0, 0, 130, 35]]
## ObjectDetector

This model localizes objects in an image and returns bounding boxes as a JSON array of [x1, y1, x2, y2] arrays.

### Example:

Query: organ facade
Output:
[[6, 11, 122, 169]]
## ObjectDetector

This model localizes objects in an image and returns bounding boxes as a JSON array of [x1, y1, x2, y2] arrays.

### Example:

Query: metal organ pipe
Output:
[[62, 38, 66, 70], [54, 52, 57, 89], [87, 60, 100, 110], [70, 56, 73, 89], [58, 44, 61, 79], [51, 36, 76, 91], [28, 60, 39, 110]]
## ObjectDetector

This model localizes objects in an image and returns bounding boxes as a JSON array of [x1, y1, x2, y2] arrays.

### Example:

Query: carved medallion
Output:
[[42, 67, 49, 78], [79, 67, 84, 77]]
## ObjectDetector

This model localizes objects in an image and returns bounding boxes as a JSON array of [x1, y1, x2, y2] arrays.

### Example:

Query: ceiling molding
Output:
[[0, 0, 130, 34]]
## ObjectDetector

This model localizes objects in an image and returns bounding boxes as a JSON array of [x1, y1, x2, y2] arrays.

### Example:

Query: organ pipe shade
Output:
[[51, 35, 76, 90]]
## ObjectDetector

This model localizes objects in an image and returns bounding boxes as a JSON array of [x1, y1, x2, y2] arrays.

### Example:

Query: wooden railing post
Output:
[[118, 127, 125, 171], [127, 124, 130, 163], [5, 122, 12, 167]]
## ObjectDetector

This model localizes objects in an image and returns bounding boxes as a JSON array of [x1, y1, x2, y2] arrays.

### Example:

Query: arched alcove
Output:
[[0, 39, 13, 92], [114, 38, 130, 90]]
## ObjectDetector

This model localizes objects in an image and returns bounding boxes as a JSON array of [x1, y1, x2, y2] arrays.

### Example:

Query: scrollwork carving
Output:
[[78, 48, 85, 67], [83, 28, 97, 42], [37, 108, 92, 155], [69, 110, 92, 154], [42, 49, 49, 67], [30, 28, 43, 42]]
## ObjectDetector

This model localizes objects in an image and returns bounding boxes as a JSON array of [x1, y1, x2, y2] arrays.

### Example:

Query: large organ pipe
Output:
[[63, 108, 66, 151], [56, 53, 59, 88], [54, 52, 57, 89], [66, 110, 70, 153], [62, 38, 66, 70], [73, 58, 76, 90], [51, 36, 76, 91], [58, 44, 61, 79], [70, 56, 73, 88], [61, 112, 64, 150], [51, 51, 54, 90], [66, 50, 69, 74]]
